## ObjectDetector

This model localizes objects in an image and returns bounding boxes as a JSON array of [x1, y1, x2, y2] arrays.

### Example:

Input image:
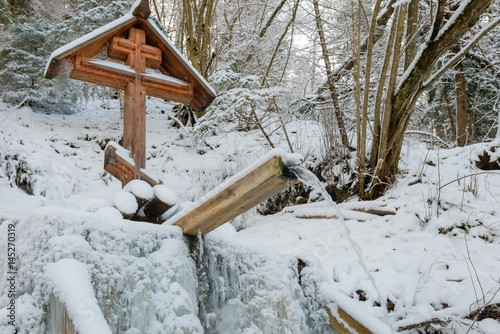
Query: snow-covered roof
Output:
[[44, 0, 216, 112]]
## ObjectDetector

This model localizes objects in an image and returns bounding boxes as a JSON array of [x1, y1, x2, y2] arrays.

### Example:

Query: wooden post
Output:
[[48, 295, 78, 334], [44, 0, 216, 187], [141, 197, 175, 223], [171, 155, 297, 235], [120, 28, 150, 170]]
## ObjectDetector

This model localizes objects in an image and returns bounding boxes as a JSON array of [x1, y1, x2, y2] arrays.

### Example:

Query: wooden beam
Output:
[[108, 34, 162, 69], [48, 295, 77, 334], [71, 57, 194, 104], [139, 19, 216, 113], [172, 156, 297, 235], [44, 18, 137, 79], [327, 307, 374, 334], [104, 143, 158, 187]]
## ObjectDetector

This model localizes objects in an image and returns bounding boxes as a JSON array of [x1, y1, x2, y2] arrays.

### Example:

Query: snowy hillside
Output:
[[1, 98, 500, 333]]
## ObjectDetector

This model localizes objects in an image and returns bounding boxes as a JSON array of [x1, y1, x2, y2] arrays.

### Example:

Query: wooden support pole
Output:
[[171, 155, 297, 235], [135, 185, 178, 223], [141, 197, 174, 223]]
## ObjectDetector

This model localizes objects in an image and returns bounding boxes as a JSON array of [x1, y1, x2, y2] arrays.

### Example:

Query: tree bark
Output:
[[444, 88, 457, 139], [370, 7, 398, 169], [182, 0, 216, 75]]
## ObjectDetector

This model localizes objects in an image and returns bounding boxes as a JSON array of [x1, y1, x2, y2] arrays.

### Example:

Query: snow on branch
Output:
[[423, 16, 500, 90]]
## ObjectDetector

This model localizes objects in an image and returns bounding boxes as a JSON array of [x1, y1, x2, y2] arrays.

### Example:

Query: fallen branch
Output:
[[168, 114, 191, 136], [0, 96, 29, 125], [438, 172, 500, 190]]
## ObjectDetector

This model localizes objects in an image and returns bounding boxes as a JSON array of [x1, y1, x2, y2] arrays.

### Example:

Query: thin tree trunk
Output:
[[183, 0, 199, 70], [352, 0, 361, 161], [455, 60, 468, 146], [261, 0, 300, 86], [430, 0, 446, 41], [374, 4, 407, 182], [358, 0, 383, 197], [313, 0, 350, 148], [404, 0, 419, 71], [444, 89, 457, 139], [317, 0, 397, 95], [259, 0, 287, 38], [370, 6, 398, 169], [182, 0, 215, 75]]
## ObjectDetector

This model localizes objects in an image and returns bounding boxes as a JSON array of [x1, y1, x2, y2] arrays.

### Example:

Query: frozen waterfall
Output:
[[0, 207, 334, 333]]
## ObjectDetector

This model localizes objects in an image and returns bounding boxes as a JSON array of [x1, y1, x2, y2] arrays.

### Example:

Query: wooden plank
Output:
[[172, 156, 297, 235], [48, 295, 78, 334], [104, 143, 157, 187], [71, 58, 130, 90], [326, 307, 373, 334], [108, 33, 162, 69]]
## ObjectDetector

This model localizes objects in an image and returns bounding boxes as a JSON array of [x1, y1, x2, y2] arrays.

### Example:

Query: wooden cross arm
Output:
[[108, 35, 162, 69], [71, 57, 194, 104], [171, 155, 298, 235]]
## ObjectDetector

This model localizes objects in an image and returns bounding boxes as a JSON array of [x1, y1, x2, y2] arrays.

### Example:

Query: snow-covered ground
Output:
[[0, 98, 499, 333]]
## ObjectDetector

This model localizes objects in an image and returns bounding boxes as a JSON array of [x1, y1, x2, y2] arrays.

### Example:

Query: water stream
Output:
[[288, 165, 396, 332]]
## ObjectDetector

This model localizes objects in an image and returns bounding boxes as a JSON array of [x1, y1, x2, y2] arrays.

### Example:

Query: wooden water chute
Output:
[[169, 154, 298, 235], [44, 0, 216, 185], [102, 153, 298, 233]]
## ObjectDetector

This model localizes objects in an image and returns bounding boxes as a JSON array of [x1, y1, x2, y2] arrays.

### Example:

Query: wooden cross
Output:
[[45, 0, 216, 186], [72, 27, 194, 174]]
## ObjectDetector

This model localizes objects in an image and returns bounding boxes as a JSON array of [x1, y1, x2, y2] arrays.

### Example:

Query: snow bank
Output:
[[0, 133, 84, 200], [239, 142, 500, 333]]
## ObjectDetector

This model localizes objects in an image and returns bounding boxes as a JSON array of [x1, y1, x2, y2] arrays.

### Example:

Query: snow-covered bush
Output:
[[0, 134, 82, 199], [195, 82, 289, 139]]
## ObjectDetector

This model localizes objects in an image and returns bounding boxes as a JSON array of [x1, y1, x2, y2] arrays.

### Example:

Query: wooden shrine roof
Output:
[[44, 1, 216, 113]]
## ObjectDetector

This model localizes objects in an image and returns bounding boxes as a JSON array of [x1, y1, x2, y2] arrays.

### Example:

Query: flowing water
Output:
[[289, 165, 396, 332]]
